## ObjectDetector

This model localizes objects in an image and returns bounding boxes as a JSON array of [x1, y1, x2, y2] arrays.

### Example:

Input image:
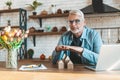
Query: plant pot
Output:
[[29, 54, 33, 59], [8, 6, 11, 10], [33, 12, 37, 15], [27, 49, 34, 59]]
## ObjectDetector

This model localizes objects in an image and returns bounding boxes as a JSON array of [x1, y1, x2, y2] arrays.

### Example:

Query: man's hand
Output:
[[55, 45, 70, 51], [55, 45, 83, 55]]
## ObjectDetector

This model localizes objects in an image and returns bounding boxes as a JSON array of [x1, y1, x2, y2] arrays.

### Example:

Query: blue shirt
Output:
[[52, 26, 103, 65]]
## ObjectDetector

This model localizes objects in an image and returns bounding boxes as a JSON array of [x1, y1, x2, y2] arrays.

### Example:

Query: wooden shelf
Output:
[[28, 13, 68, 46], [0, 8, 22, 13], [29, 32, 64, 36], [29, 13, 69, 27], [29, 13, 69, 19], [28, 32, 65, 47], [0, 26, 19, 30]]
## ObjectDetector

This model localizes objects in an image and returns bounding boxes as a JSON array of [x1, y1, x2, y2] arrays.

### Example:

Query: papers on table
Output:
[[19, 64, 47, 71]]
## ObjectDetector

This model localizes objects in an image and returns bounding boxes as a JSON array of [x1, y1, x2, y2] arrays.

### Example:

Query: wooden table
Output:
[[0, 59, 120, 80]]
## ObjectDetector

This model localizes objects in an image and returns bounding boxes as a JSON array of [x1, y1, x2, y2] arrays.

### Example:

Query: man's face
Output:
[[68, 14, 85, 34]]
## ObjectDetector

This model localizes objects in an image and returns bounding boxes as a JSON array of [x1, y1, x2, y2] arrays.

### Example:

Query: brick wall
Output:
[[0, 0, 120, 60]]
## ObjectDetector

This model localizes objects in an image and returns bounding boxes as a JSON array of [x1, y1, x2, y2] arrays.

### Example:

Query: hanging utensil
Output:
[[100, 29, 104, 43], [107, 29, 111, 44], [116, 28, 120, 43]]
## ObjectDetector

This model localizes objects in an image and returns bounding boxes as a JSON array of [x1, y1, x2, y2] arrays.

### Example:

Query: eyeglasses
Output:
[[68, 19, 81, 24]]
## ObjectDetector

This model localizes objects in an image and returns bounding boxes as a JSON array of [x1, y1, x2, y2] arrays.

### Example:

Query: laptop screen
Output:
[[86, 44, 120, 71]]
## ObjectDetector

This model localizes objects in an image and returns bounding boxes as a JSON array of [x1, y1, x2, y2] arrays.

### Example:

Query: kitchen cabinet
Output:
[[0, 8, 27, 59]]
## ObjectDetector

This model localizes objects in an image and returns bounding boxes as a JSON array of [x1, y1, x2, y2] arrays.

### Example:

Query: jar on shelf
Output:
[[50, 4, 56, 14]]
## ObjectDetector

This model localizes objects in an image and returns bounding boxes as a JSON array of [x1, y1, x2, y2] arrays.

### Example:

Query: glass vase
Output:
[[6, 49, 18, 69]]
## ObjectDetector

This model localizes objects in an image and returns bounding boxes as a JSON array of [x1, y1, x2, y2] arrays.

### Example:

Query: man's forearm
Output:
[[69, 46, 83, 56], [55, 45, 83, 56]]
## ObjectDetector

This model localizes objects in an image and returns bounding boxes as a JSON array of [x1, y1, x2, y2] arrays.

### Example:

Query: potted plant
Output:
[[26, 0, 42, 15], [27, 49, 34, 59], [5, 0, 12, 9]]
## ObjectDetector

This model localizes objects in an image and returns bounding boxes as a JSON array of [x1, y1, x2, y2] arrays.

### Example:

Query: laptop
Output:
[[85, 44, 120, 71]]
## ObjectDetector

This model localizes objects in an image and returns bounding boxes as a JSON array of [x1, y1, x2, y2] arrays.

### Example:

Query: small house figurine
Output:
[[67, 60, 74, 70], [64, 55, 70, 68], [58, 60, 64, 69]]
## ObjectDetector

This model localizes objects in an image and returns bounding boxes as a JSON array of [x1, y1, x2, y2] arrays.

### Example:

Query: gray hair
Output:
[[69, 9, 85, 21]]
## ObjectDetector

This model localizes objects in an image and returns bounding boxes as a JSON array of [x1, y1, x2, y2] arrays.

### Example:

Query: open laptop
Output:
[[85, 44, 120, 71]]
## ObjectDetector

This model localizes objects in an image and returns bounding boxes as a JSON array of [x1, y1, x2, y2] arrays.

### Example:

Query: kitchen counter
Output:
[[0, 59, 120, 80]]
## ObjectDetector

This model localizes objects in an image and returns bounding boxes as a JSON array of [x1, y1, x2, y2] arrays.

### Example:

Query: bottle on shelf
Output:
[[7, 20, 11, 26], [50, 4, 56, 14]]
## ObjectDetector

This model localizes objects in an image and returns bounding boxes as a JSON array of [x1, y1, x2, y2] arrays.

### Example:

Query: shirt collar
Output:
[[81, 26, 87, 39]]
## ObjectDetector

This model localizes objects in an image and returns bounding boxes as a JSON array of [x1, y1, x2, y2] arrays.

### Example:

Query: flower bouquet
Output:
[[0, 26, 29, 68]]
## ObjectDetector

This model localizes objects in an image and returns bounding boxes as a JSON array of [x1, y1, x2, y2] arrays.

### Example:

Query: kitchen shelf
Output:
[[29, 13, 69, 19], [0, 26, 19, 30], [29, 12, 120, 27], [0, 8, 22, 13], [0, 8, 27, 30], [29, 13, 69, 27], [29, 32, 64, 36], [29, 32, 64, 46], [29, 13, 68, 46]]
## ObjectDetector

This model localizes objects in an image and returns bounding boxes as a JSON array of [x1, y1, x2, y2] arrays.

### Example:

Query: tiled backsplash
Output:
[[0, 0, 120, 60]]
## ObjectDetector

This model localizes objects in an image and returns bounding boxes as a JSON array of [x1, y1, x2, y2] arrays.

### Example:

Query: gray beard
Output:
[[70, 27, 83, 34]]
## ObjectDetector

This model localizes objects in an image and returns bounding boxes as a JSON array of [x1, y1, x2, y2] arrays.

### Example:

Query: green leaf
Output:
[[26, 0, 42, 10]]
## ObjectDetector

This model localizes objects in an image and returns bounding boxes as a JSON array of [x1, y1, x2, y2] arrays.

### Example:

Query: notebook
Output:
[[85, 44, 120, 71]]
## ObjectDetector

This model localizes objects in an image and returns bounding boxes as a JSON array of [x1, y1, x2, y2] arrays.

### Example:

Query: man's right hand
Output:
[[55, 45, 70, 52]]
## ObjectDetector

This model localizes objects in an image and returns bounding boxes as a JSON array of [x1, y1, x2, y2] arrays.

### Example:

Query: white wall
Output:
[[0, 0, 120, 60]]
